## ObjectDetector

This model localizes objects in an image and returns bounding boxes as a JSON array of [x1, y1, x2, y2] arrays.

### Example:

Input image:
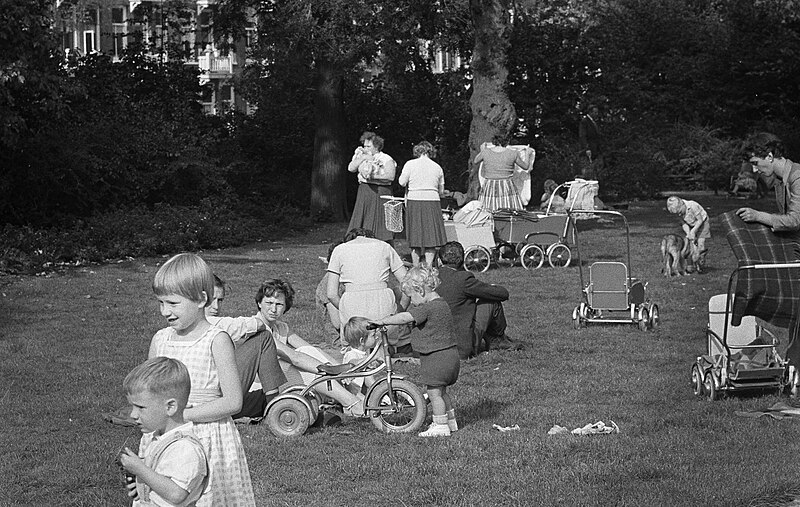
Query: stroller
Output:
[[570, 209, 659, 331], [692, 263, 797, 399], [692, 211, 800, 400]]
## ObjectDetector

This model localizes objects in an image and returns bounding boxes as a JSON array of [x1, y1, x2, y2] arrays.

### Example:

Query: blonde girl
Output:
[[149, 253, 255, 506], [371, 266, 460, 437]]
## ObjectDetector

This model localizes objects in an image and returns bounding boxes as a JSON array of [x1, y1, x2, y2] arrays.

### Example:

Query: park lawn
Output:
[[2, 194, 799, 506]]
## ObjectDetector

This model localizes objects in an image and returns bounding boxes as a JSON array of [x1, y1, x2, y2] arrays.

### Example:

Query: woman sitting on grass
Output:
[[255, 278, 366, 417]]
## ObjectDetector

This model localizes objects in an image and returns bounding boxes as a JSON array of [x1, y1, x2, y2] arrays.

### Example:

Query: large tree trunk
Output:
[[310, 58, 348, 221], [466, 0, 518, 200]]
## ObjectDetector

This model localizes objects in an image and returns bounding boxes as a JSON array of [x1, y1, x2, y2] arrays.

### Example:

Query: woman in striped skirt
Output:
[[474, 134, 529, 212]]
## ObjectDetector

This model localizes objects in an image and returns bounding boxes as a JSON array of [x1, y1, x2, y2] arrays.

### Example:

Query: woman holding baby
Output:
[[348, 131, 397, 243]]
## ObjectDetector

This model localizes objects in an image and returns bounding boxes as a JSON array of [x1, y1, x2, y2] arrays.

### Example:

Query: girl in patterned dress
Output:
[[149, 253, 256, 506]]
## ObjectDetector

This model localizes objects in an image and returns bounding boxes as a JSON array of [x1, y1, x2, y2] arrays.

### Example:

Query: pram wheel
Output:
[[691, 364, 704, 396], [464, 246, 491, 273], [637, 307, 650, 331], [265, 395, 312, 438], [703, 372, 719, 400], [547, 243, 572, 268], [367, 379, 426, 433], [649, 304, 660, 330], [520, 244, 545, 270], [572, 306, 584, 329]]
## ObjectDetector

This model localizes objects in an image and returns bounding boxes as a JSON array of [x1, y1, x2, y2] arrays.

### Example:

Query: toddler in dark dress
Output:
[[371, 266, 460, 437]]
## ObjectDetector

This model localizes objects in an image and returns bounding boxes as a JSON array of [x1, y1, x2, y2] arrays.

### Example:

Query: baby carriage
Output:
[[691, 263, 797, 400], [570, 209, 659, 331], [691, 210, 800, 399], [492, 208, 574, 270]]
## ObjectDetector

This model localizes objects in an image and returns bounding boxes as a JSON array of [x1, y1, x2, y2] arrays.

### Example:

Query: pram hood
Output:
[[720, 210, 800, 328]]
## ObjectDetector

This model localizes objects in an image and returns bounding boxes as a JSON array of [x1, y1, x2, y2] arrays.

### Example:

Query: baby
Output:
[[666, 195, 710, 269], [341, 316, 383, 396]]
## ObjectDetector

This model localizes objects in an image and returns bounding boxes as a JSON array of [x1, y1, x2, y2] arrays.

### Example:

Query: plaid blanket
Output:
[[720, 211, 800, 327]]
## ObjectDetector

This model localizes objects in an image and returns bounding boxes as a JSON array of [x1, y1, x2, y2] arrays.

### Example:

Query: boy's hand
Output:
[[119, 447, 144, 475], [125, 475, 138, 498]]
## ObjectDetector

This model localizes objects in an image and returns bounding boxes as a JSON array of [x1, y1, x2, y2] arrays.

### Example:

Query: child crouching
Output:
[[120, 357, 209, 506], [371, 266, 460, 437]]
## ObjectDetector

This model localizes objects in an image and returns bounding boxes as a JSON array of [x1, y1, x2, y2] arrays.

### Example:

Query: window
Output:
[[111, 7, 127, 60], [84, 30, 95, 53]]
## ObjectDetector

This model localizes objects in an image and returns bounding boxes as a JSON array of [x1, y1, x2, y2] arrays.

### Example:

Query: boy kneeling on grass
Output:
[[120, 357, 209, 506]]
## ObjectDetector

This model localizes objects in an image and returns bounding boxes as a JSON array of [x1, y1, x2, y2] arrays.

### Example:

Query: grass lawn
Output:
[[2, 194, 799, 506]]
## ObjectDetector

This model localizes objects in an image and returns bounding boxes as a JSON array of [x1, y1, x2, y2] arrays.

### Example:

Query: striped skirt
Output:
[[480, 178, 523, 212]]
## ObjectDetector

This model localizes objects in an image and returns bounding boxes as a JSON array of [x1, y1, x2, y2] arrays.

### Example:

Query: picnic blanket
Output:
[[720, 211, 800, 328]]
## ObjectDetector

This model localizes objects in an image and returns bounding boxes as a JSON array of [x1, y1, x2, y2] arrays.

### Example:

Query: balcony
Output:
[[198, 52, 233, 83]]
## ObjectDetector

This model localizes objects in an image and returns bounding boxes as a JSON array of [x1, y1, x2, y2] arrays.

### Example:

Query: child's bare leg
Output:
[[440, 388, 452, 413], [411, 248, 421, 267], [427, 386, 446, 416], [423, 248, 436, 268], [314, 382, 364, 416]]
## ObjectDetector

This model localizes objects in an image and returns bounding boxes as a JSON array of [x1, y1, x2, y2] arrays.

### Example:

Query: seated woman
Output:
[[255, 278, 365, 417]]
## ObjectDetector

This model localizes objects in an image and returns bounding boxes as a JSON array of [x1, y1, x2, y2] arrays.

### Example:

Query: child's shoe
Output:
[[446, 409, 458, 432], [419, 415, 451, 437]]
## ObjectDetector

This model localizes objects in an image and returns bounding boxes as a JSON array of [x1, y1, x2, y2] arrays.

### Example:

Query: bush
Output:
[[0, 201, 314, 274]]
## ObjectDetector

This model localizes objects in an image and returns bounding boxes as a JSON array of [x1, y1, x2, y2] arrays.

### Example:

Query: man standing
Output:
[[736, 131, 800, 392], [578, 104, 603, 181], [436, 241, 521, 359]]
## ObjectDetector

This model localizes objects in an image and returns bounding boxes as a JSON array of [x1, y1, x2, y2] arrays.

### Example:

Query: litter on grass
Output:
[[548, 420, 620, 436], [493, 424, 520, 432]]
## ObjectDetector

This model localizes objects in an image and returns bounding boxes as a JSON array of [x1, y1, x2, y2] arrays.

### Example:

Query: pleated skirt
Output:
[[405, 199, 447, 248], [349, 183, 393, 240]]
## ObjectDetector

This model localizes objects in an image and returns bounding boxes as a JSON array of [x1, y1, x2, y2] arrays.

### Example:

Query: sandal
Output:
[[343, 399, 367, 418]]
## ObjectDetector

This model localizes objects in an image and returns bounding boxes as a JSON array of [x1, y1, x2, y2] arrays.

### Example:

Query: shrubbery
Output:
[[0, 201, 314, 274]]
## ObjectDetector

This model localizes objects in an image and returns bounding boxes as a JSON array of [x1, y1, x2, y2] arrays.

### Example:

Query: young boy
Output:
[[666, 195, 710, 268], [119, 357, 209, 507]]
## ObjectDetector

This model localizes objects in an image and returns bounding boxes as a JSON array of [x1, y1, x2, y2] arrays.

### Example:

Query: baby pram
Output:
[[691, 211, 800, 399]]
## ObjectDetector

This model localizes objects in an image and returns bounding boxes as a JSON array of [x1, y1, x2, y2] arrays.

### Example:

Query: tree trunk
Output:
[[466, 0, 518, 200], [310, 58, 348, 221]]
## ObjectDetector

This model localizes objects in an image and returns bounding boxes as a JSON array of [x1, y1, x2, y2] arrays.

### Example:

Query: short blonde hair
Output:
[[666, 196, 684, 214], [153, 253, 214, 306], [401, 265, 440, 295], [123, 357, 191, 408], [343, 316, 371, 348]]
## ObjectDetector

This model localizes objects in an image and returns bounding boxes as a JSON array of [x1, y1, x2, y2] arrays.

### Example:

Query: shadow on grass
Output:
[[201, 255, 291, 264], [461, 397, 511, 425]]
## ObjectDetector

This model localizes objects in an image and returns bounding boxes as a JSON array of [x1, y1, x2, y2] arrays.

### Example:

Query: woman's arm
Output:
[[183, 332, 243, 423], [398, 162, 410, 187], [286, 332, 339, 364], [326, 271, 342, 309], [348, 152, 371, 173]]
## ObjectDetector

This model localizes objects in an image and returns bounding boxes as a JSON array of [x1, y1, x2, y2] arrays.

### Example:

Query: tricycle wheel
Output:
[[520, 244, 545, 270], [691, 364, 704, 396], [547, 243, 571, 268], [367, 379, 427, 433], [265, 396, 311, 438], [464, 245, 491, 273]]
